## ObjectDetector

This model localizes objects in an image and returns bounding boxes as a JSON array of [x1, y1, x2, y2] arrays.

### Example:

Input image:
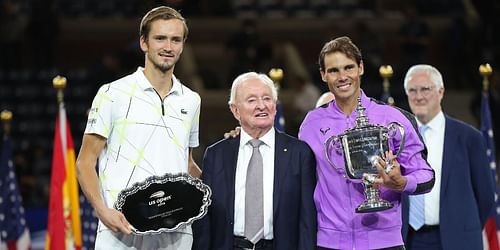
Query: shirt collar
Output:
[[418, 111, 445, 131], [134, 67, 183, 95], [240, 127, 275, 148], [359, 89, 370, 109]]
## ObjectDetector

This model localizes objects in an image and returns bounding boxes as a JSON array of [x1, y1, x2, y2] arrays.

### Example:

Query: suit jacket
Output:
[[402, 115, 496, 249], [192, 131, 317, 250]]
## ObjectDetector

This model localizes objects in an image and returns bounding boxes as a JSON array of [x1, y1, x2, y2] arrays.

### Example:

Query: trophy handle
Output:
[[324, 135, 341, 170], [387, 122, 406, 158]]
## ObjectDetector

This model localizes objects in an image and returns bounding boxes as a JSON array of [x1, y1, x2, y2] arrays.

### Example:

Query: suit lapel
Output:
[[225, 137, 240, 222], [273, 131, 290, 217]]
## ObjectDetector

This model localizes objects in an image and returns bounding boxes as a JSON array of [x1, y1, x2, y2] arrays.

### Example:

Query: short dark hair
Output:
[[318, 36, 362, 71], [139, 6, 189, 42]]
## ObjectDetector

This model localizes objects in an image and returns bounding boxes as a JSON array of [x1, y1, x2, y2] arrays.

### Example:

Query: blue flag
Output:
[[80, 192, 98, 250], [481, 91, 500, 249], [0, 135, 30, 248], [380, 92, 390, 103], [380, 91, 395, 106], [79, 163, 99, 250], [275, 101, 285, 132]]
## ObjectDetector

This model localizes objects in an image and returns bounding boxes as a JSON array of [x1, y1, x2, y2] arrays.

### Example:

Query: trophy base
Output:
[[355, 200, 393, 213]]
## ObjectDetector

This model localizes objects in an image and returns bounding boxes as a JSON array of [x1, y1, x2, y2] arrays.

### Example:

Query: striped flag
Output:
[[481, 90, 500, 250], [0, 131, 30, 249], [45, 102, 82, 250]]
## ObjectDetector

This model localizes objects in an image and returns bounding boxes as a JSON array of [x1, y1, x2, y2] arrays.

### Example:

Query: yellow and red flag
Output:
[[45, 102, 82, 250]]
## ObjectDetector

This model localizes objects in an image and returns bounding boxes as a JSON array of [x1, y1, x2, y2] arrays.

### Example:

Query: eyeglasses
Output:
[[407, 85, 435, 96]]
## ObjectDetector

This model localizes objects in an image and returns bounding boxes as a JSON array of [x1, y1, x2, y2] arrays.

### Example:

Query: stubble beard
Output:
[[149, 53, 177, 73], [154, 61, 173, 73]]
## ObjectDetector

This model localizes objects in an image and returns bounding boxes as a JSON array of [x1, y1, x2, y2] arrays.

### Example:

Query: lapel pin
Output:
[[284, 148, 287, 152]]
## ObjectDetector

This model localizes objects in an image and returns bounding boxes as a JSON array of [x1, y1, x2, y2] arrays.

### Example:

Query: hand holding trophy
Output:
[[369, 151, 407, 192], [324, 97, 406, 213]]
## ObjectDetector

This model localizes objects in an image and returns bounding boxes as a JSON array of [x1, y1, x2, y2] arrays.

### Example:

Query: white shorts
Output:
[[94, 226, 193, 250]]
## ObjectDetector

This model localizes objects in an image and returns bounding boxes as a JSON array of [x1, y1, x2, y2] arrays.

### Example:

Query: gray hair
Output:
[[228, 72, 278, 105], [403, 64, 444, 93]]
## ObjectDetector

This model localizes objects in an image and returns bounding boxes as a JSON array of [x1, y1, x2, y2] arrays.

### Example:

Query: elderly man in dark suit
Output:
[[401, 64, 496, 250], [192, 72, 317, 250]]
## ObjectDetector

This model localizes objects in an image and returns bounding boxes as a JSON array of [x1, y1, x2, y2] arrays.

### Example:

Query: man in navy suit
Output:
[[401, 64, 496, 249], [192, 72, 317, 250]]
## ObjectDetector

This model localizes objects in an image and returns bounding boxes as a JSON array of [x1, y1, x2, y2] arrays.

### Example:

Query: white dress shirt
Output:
[[418, 111, 445, 225], [233, 128, 275, 239]]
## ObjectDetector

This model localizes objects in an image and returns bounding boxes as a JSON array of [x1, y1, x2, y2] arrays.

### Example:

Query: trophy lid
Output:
[[355, 97, 369, 127], [339, 96, 386, 137]]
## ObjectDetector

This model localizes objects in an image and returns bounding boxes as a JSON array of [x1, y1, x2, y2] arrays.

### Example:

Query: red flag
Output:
[[45, 103, 82, 250]]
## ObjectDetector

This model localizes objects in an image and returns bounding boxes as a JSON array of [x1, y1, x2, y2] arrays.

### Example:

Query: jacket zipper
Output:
[[154, 89, 165, 116]]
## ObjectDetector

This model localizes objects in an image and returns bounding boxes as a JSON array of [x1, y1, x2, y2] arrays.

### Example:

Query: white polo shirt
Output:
[[85, 67, 200, 208]]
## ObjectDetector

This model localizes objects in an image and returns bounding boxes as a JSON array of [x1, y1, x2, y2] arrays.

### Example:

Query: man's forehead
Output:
[[324, 63, 358, 73], [325, 62, 356, 68], [149, 19, 185, 35], [408, 72, 431, 84], [240, 86, 272, 95], [324, 54, 356, 67], [237, 80, 272, 96]]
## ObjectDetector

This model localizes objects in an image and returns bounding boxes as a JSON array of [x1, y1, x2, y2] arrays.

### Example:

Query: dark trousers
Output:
[[406, 225, 442, 250], [318, 245, 406, 250]]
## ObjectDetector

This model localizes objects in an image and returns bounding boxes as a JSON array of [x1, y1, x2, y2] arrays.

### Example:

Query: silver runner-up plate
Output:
[[114, 173, 212, 235]]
